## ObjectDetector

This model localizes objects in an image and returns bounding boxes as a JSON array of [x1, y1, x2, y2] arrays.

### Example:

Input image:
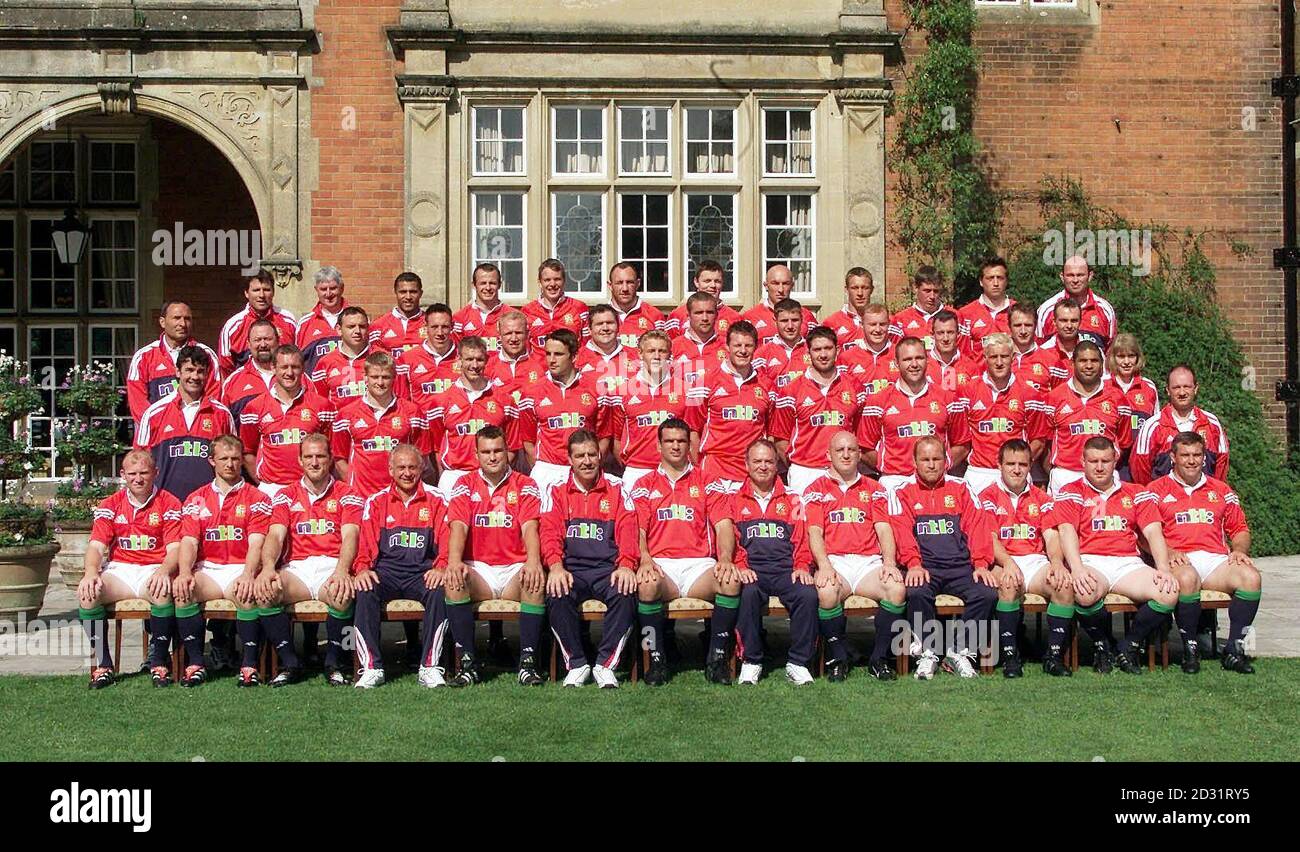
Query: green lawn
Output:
[[4, 660, 1298, 761]]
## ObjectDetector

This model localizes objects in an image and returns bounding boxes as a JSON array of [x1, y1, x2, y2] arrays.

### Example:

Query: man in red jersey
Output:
[[958, 333, 1049, 497], [1040, 340, 1131, 494], [822, 267, 875, 349], [1051, 436, 1176, 674], [488, 310, 547, 463], [1131, 365, 1230, 486], [295, 266, 349, 373], [803, 431, 907, 683], [770, 326, 865, 495], [888, 266, 949, 351], [956, 257, 1014, 363], [979, 439, 1072, 678], [684, 320, 774, 493], [1147, 432, 1261, 674], [258, 434, 363, 686], [1007, 303, 1049, 387], [368, 272, 427, 356], [174, 435, 274, 687], [330, 351, 428, 496], [925, 310, 980, 392], [126, 300, 222, 421], [521, 258, 590, 349], [665, 259, 742, 340], [742, 264, 817, 345], [631, 418, 741, 686], [670, 292, 727, 385], [394, 303, 459, 408], [892, 437, 999, 680], [576, 303, 637, 395], [608, 261, 666, 348], [858, 336, 970, 492], [753, 299, 811, 391], [79, 450, 183, 688], [217, 269, 296, 376], [838, 302, 899, 395], [1035, 255, 1117, 349], [239, 344, 334, 497], [516, 328, 612, 495], [220, 318, 279, 421], [452, 263, 507, 354], [311, 306, 379, 407], [443, 426, 546, 686], [426, 335, 514, 497], [543, 429, 639, 688], [608, 330, 693, 494], [1023, 299, 1082, 392]]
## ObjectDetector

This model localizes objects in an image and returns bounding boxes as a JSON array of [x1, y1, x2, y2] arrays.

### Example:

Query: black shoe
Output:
[[1002, 650, 1024, 679], [867, 658, 896, 681], [1221, 642, 1256, 674], [150, 665, 171, 688], [704, 656, 733, 685], [517, 656, 545, 686], [643, 652, 669, 686], [488, 636, 514, 668], [827, 659, 850, 682], [1042, 653, 1072, 677], [88, 667, 116, 690], [324, 667, 350, 686], [180, 665, 208, 688], [236, 666, 261, 688], [270, 667, 304, 688], [1115, 647, 1143, 674], [1092, 645, 1114, 674], [450, 654, 482, 688], [1181, 640, 1201, 674]]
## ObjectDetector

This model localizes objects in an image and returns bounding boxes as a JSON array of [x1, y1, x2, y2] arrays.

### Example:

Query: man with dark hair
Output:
[[823, 267, 875, 348], [607, 261, 666, 348], [331, 350, 428, 497], [838, 302, 900, 395], [608, 330, 693, 494], [670, 291, 727, 385], [369, 271, 427, 356], [1008, 303, 1051, 392], [1023, 298, 1082, 392], [685, 320, 775, 493], [427, 336, 515, 497], [218, 269, 297, 375], [666, 259, 742, 340], [311, 306, 379, 406], [295, 266, 350, 373], [754, 298, 811, 390], [956, 257, 1014, 363], [522, 258, 590, 349], [127, 300, 223, 421], [453, 263, 508, 353], [238, 343, 334, 497], [543, 429, 638, 688], [220, 318, 279, 421], [1131, 365, 1230, 485], [394, 303, 460, 411], [926, 309, 980, 392], [576, 303, 637, 393], [742, 264, 818, 345], [1040, 339, 1131, 494], [1036, 255, 1116, 349], [135, 344, 236, 500], [888, 266, 949, 351]]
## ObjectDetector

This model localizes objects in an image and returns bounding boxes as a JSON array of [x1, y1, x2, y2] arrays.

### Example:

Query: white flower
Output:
[[14, 533, 23, 542]]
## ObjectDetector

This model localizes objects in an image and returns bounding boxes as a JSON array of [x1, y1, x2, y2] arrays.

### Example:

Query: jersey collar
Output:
[[655, 461, 695, 486], [1081, 474, 1122, 499], [1066, 378, 1103, 403], [978, 294, 1012, 314], [300, 475, 337, 501], [893, 377, 933, 403], [363, 394, 399, 416], [126, 488, 160, 511], [720, 358, 758, 384], [1168, 471, 1208, 493], [475, 468, 514, 494], [614, 297, 644, 321], [421, 340, 456, 363], [546, 370, 581, 390], [982, 371, 1016, 393], [566, 472, 607, 495]]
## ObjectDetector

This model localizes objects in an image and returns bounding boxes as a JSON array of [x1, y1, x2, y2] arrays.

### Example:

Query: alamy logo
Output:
[[151, 222, 262, 276], [1041, 221, 1153, 277], [50, 782, 151, 833]]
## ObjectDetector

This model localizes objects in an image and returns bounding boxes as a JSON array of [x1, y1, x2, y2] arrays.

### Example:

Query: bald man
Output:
[[1035, 255, 1117, 349], [741, 264, 818, 346]]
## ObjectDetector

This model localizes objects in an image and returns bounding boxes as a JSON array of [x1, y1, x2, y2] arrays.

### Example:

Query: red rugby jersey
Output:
[[515, 371, 611, 465], [217, 305, 297, 375], [959, 374, 1050, 469], [630, 464, 728, 559], [955, 296, 1014, 362], [822, 306, 870, 349], [613, 299, 666, 348], [857, 379, 971, 478], [801, 473, 892, 557], [576, 342, 638, 398], [181, 480, 271, 565], [1012, 344, 1054, 393], [671, 331, 727, 386], [238, 384, 336, 486], [369, 308, 427, 357], [426, 380, 515, 472], [540, 473, 639, 572], [394, 341, 460, 408], [126, 335, 223, 422], [839, 343, 899, 397], [754, 339, 810, 391], [447, 469, 542, 565], [134, 395, 237, 500], [741, 299, 818, 346], [330, 396, 429, 495], [1035, 288, 1117, 350], [1048, 478, 1160, 558], [892, 476, 994, 572], [311, 344, 378, 407], [978, 480, 1055, 558], [887, 303, 949, 349], [452, 300, 507, 354], [770, 371, 866, 468], [91, 488, 183, 566], [666, 302, 743, 341], [1145, 473, 1247, 557], [608, 369, 692, 468], [925, 348, 981, 395], [219, 360, 275, 423], [294, 300, 349, 373], [729, 479, 814, 574], [487, 349, 547, 450], [1105, 374, 1160, 444], [1130, 405, 1230, 486], [521, 296, 590, 349], [351, 483, 449, 576], [268, 478, 364, 561], [684, 362, 776, 482], [1041, 380, 1132, 472]]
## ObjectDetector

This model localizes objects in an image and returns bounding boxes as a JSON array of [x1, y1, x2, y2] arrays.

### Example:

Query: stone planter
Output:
[[53, 520, 93, 590], [0, 541, 60, 622]]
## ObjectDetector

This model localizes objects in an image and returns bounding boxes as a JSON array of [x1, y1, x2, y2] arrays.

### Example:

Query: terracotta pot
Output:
[[0, 541, 60, 622], [53, 520, 93, 591]]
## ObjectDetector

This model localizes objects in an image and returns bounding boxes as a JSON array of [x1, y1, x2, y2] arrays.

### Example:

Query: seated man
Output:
[[1051, 436, 1179, 674], [443, 426, 546, 687], [542, 430, 639, 688], [631, 418, 741, 686], [351, 444, 452, 689], [258, 433, 365, 686], [78, 449, 183, 688], [174, 435, 272, 688], [1147, 431, 1261, 674], [978, 439, 1073, 678], [803, 431, 907, 682], [892, 436, 999, 680], [732, 439, 820, 686]]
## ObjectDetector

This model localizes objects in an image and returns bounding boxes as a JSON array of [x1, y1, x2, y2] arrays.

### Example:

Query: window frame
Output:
[[470, 105, 528, 178], [26, 215, 79, 314], [760, 106, 816, 179], [550, 103, 609, 180], [616, 190, 674, 300], [26, 322, 79, 481], [682, 105, 739, 180], [470, 190, 529, 300], [682, 191, 739, 301], [762, 191, 817, 301], [616, 104, 673, 178], [87, 139, 138, 205], [86, 212, 140, 315], [550, 189, 608, 297]]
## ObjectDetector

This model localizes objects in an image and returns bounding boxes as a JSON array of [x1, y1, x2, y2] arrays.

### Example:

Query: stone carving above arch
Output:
[[173, 88, 267, 156]]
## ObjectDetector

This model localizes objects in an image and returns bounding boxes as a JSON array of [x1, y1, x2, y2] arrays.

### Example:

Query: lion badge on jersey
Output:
[[485, 401, 497, 413], [1008, 399, 1020, 412], [581, 393, 594, 406], [507, 491, 518, 505], [930, 402, 941, 414], [418, 507, 430, 521], [1027, 503, 1040, 517], [235, 505, 246, 517], [148, 512, 160, 526], [1207, 491, 1219, 503], [943, 495, 956, 509], [689, 486, 700, 498], [392, 417, 402, 428], [1120, 496, 1133, 509], [599, 499, 610, 513], [301, 409, 313, 421], [202, 418, 212, 431], [326, 500, 338, 512]]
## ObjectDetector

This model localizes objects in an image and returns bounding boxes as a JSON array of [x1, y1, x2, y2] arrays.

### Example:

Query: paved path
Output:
[[4, 556, 1298, 676]]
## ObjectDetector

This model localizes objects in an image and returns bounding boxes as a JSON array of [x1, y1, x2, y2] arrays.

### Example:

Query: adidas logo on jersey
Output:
[[262, 413, 275, 423], [1060, 404, 1073, 415], [465, 322, 477, 331], [1163, 494, 1178, 503], [291, 503, 305, 512], [163, 425, 175, 433], [971, 401, 986, 411], [628, 395, 641, 405], [448, 404, 462, 415], [886, 406, 900, 415], [539, 398, 552, 407], [648, 490, 663, 499], [531, 318, 544, 327], [116, 514, 128, 524], [414, 364, 427, 374], [384, 329, 398, 338], [155, 363, 168, 372], [802, 396, 816, 405]]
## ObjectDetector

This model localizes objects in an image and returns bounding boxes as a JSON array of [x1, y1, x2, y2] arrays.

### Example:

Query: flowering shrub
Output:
[[0, 352, 44, 424], [48, 477, 115, 524], [57, 362, 121, 416]]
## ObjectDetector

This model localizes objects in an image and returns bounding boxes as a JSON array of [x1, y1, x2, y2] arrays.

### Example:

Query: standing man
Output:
[[1008, 304, 1050, 390], [1023, 299, 1083, 392], [295, 266, 350, 373], [453, 263, 508, 354], [393, 303, 460, 409], [631, 418, 742, 686], [1036, 255, 1117, 349], [487, 310, 547, 460], [369, 272, 427, 356], [958, 333, 1049, 497], [888, 267, 949, 351], [753, 299, 811, 391], [135, 345, 236, 501], [822, 267, 875, 349], [217, 269, 296, 376], [608, 261, 666, 349], [220, 318, 279, 422], [926, 310, 980, 392], [1040, 341, 1131, 494], [956, 257, 1014, 363], [127, 300, 223, 421], [543, 429, 639, 688], [238, 343, 334, 496], [330, 351, 429, 498], [576, 303, 637, 393], [1130, 365, 1230, 485], [838, 302, 899, 395], [742, 264, 817, 345], [666, 259, 742, 341], [426, 336, 515, 497], [608, 330, 693, 494], [670, 292, 727, 385], [311, 306, 378, 407], [522, 258, 590, 349]]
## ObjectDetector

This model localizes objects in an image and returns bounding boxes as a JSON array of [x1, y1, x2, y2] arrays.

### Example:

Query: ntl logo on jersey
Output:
[[896, 421, 937, 438], [203, 525, 245, 542], [1176, 509, 1215, 525], [473, 511, 514, 528], [168, 440, 210, 458], [1091, 516, 1130, 532], [656, 505, 696, 521], [916, 519, 956, 535], [360, 436, 400, 452], [335, 380, 366, 399], [635, 410, 672, 428], [267, 428, 309, 446], [454, 419, 489, 436], [388, 530, 427, 549], [1069, 419, 1107, 436], [827, 507, 869, 524], [747, 522, 788, 539], [117, 534, 159, 550], [999, 523, 1038, 541], [722, 405, 759, 421], [295, 518, 337, 535], [546, 412, 587, 429], [566, 522, 606, 541], [979, 418, 1016, 434], [809, 411, 848, 427], [420, 378, 454, 396]]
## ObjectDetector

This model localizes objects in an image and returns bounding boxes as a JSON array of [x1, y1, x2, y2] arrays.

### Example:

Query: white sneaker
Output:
[[592, 665, 619, 689], [738, 662, 762, 685], [354, 668, 385, 689], [914, 652, 939, 681], [784, 663, 814, 686], [563, 664, 592, 687], [417, 665, 446, 688], [943, 649, 979, 678]]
